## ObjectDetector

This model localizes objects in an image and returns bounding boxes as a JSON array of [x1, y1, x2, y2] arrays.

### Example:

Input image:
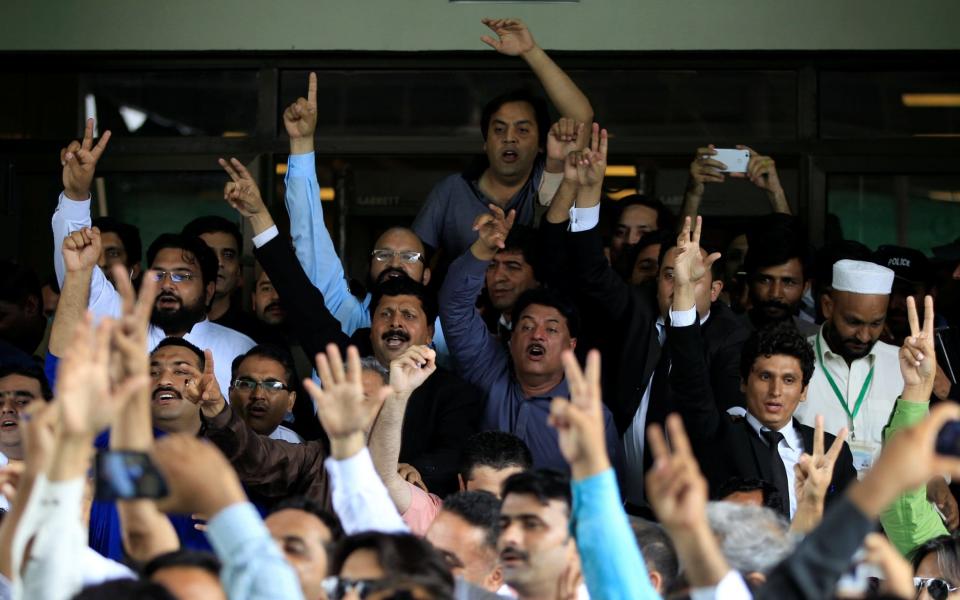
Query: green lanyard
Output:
[[815, 335, 875, 436]]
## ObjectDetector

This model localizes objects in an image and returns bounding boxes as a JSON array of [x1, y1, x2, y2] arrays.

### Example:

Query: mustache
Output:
[[381, 328, 411, 342], [756, 300, 791, 312], [264, 302, 283, 313], [152, 385, 182, 399], [156, 292, 182, 303], [500, 546, 529, 562], [376, 267, 407, 284]]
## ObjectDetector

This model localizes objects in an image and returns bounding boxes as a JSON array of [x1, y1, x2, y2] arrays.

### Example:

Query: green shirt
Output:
[[879, 398, 949, 556]]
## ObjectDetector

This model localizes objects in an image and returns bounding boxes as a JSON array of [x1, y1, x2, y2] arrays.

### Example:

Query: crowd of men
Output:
[[1, 17, 960, 600]]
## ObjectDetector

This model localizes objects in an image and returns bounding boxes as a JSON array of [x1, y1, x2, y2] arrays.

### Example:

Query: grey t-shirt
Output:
[[412, 155, 545, 259]]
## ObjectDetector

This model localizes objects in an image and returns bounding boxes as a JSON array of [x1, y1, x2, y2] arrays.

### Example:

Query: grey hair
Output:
[[706, 501, 797, 575], [359, 356, 389, 384]]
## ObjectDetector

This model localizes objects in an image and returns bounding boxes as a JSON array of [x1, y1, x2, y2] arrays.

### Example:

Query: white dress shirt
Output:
[[796, 325, 902, 475], [52, 193, 256, 398], [269, 424, 304, 444], [324, 447, 408, 535], [744, 412, 804, 518]]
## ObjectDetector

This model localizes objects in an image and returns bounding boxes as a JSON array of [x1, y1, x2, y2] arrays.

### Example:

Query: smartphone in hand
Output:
[[94, 450, 169, 501], [706, 148, 750, 173]]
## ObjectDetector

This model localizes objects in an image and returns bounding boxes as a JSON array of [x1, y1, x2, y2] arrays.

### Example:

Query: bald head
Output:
[[370, 228, 430, 286]]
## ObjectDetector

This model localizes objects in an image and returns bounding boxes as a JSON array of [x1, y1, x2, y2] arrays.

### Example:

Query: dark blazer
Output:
[[668, 320, 857, 504], [254, 235, 484, 496], [559, 221, 749, 436]]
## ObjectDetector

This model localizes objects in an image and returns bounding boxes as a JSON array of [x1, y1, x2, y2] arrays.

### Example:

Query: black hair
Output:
[[497, 224, 542, 283], [813, 240, 873, 288], [270, 495, 345, 542], [0, 363, 53, 401], [510, 287, 580, 339], [629, 517, 679, 594], [141, 549, 221, 579], [458, 431, 533, 481], [73, 580, 177, 600], [0, 260, 41, 306], [614, 228, 674, 283], [713, 477, 785, 514], [441, 491, 502, 550], [93, 216, 143, 269], [501, 469, 571, 512], [231, 343, 299, 387], [739, 322, 816, 387], [615, 195, 677, 234], [181, 215, 243, 257], [151, 337, 205, 370], [369, 276, 439, 327], [480, 89, 551, 147], [146, 233, 219, 290], [331, 532, 454, 599], [910, 534, 960, 583], [743, 222, 813, 282], [657, 239, 725, 282]]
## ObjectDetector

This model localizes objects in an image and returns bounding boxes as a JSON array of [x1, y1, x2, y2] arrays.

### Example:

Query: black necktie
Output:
[[761, 429, 790, 517]]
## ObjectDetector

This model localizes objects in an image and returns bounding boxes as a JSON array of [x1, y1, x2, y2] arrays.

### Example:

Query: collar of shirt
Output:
[[498, 313, 512, 331], [520, 377, 570, 401], [816, 323, 879, 366], [745, 411, 802, 450]]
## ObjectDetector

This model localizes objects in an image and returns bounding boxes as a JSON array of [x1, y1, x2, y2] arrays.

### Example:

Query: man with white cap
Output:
[[796, 259, 902, 476]]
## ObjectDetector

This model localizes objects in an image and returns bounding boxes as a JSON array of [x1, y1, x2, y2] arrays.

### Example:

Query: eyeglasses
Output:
[[151, 270, 196, 284], [370, 250, 423, 264], [232, 378, 288, 394], [915, 577, 958, 600], [322, 577, 419, 600]]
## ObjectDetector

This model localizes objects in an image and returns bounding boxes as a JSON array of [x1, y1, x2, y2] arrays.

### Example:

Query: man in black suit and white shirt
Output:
[[666, 217, 857, 518]]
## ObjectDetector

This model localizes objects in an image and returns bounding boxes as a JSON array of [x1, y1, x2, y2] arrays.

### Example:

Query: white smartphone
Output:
[[705, 148, 750, 173]]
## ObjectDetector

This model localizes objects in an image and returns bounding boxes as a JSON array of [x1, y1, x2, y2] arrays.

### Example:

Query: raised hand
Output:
[[548, 350, 609, 480], [471, 204, 517, 260], [862, 533, 915, 600], [793, 415, 847, 530], [61, 118, 111, 201], [645, 414, 710, 533], [546, 118, 586, 171], [735, 145, 783, 192], [111, 265, 159, 379], [219, 157, 266, 218], [283, 72, 319, 151], [900, 295, 937, 390], [183, 349, 225, 418], [304, 344, 390, 458], [674, 216, 721, 287], [388, 345, 437, 396], [688, 145, 726, 194], [55, 314, 147, 439], [573, 123, 608, 189], [480, 18, 536, 56], [62, 226, 102, 273]]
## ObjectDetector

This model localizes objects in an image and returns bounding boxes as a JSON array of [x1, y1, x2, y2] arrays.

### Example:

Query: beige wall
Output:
[[1, 0, 958, 51]]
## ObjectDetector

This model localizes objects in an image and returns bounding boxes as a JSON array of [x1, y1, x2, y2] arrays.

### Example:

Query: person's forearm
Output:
[[577, 184, 603, 210], [247, 211, 276, 238], [680, 184, 704, 225], [368, 394, 412, 513], [0, 470, 39, 578], [289, 135, 314, 156], [790, 500, 824, 535], [673, 281, 696, 313], [546, 179, 578, 224], [767, 187, 791, 215], [329, 432, 366, 461], [902, 382, 935, 404], [848, 470, 901, 521], [49, 268, 92, 357], [670, 523, 731, 587], [522, 46, 593, 124], [47, 436, 94, 482], [113, 392, 180, 563]]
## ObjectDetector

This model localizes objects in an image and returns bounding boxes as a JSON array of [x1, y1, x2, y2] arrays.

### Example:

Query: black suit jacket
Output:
[[254, 235, 484, 496], [668, 320, 857, 506], [558, 221, 749, 436]]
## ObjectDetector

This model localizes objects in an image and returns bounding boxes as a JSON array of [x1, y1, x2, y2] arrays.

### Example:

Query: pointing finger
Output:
[[307, 72, 318, 105]]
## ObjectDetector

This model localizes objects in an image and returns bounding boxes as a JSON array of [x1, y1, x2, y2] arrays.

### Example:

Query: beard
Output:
[[749, 299, 796, 327], [151, 294, 207, 335], [824, 322, 876, 362]]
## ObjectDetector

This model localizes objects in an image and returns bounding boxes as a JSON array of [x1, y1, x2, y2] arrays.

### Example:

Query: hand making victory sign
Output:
[[61, 118, 111, 201]]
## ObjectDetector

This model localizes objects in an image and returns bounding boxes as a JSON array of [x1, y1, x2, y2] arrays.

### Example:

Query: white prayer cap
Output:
[[832, 259, 894, 295]]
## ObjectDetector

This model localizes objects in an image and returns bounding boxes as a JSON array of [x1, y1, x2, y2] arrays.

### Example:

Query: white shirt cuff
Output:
[[690, 570, 753, 600], [252, 225, 279, 248], [568, 204, 601, 232], [669, 306, 698, 327]]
